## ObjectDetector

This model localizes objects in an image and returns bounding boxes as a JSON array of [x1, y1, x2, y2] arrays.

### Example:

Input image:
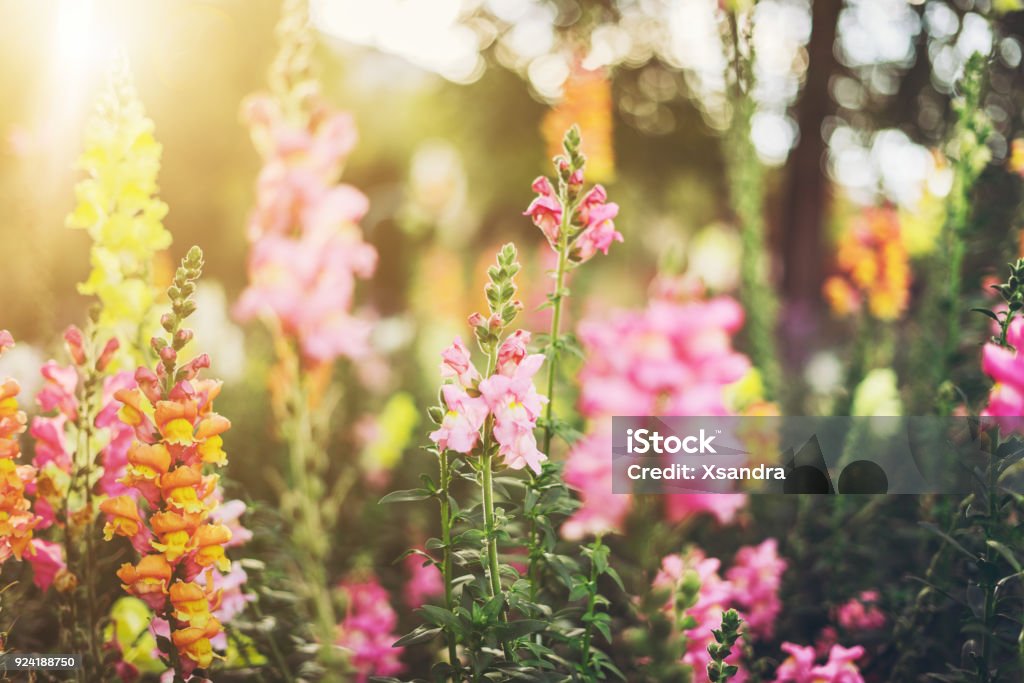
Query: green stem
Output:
[[288, 374, 344, 679], [579, 539, 601, 677], [439, 450, 460, 675], [541, 201, 572, 456], [531, 164, 575, 606], [979, 453, 999, 683], [478, 349, 511, 659]]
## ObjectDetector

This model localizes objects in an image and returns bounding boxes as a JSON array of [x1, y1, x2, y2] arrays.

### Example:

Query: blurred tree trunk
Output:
[[779, 0, 841, 308]]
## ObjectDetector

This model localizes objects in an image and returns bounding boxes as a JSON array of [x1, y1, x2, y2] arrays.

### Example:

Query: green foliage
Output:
[[901, 434, 1024, 682], [706, 610, 743, 683], [973, 258, 1024, 349]]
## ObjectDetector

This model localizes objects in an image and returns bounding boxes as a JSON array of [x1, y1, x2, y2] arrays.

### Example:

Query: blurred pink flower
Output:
[[772, 642, 865, 683], [403, 553, 443, 608], [96, 371, 137, 499], [834, 591, 885, 632], [725, 539, 787, 638], [981, 318, 1024, 433], [36, 362, 78, 420], [26, 538, 65, 591], [566, 284, 751, 536], [562, 425, 631, 541], [337, 576, 404, 682], [235, 94, 376, 365], [655, 549, 747, 682]]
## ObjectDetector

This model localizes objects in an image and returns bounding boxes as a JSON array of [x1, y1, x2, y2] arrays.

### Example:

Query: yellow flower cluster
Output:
[[823, 207, 911, 321], [66, 64, 172, 363]]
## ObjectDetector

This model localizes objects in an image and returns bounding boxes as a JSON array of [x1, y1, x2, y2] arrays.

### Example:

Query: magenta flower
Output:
[[725, 539, 787, 638], [566, 282, 751, 535], [562, 426, 631, 541], [26, 538, 65, 591], [772, 642, 865, 683], [402, 553, 444, 608], [834, 591, 885, 632], [430, 384, 488, 454], [981, 318, 1024, 433], [336, 576, 404, 682], [524, 173, 621, 263], [655, 550, 748, 682]]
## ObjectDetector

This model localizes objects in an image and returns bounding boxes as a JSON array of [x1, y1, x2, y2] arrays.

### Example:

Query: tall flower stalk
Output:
[[912, 53, 991, 413], [724, 10, 780, 401], [0, 331, 41, 568], [523, 125, 622, 603], [233, 0, 377, 675], [107, 247, 236, 682]]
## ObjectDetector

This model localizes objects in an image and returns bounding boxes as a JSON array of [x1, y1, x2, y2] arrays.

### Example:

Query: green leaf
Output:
[[986, 539, 1022, 572], [418, 605, 462, 632], [379, 488, 433, 504], [394, 625, 443, 647]]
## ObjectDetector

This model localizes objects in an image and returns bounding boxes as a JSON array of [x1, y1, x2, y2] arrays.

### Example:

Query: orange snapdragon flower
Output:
[[0, 333, 41, 564], [823, 207, 911, 321]]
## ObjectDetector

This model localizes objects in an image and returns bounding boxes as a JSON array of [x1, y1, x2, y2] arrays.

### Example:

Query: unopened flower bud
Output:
[[159, 346, 177, 363], [63, 326, 86, 366], [467, 312, 486, 328], [174, 328, 194, 348], [95, 338, 120, 372]]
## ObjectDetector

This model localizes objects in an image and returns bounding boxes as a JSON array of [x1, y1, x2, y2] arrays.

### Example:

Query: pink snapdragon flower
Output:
[[26, 538, 65, 591], [524, 174, 621, 263], [561, 427, 631, 541], [430, 331, 548, 472], [524, 177, 562, 244], [235, 94, 377, 365], [403, 553, 444, 608], [772, 642, 865, 683], [834, 591, 885, 632], [563, 282, 751, 537], [479, 353, 548, 474], [336, 576, 405, 682], [655, 550, 747, 682], [430, 384, 488, 454], [981, 317, 1024, 433], [725, 539, 787, 638], [440, 336, 481, 388]]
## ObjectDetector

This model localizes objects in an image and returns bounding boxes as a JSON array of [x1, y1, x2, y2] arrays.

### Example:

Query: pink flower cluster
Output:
[[403, 552, 443, 609], [429, 331, 548, 474], [25, 327, 139, 590], [562, 283, 751, 538], [833, 591, 885, 632], [771, 642, 865, 683], [653, 540, 786, 682], [525, 176, 622, 262], [336, 576, 404, 682], [725, 539, 787, 638], [981, 317, 1024, 433], [234, 95, 377, 364]]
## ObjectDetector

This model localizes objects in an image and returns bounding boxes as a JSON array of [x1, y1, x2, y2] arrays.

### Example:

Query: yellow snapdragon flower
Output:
[[66, 63, 172, 365]]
